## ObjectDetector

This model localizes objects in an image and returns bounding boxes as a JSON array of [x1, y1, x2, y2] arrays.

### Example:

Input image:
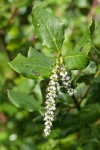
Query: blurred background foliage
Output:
[[0, 0, 100, 150]]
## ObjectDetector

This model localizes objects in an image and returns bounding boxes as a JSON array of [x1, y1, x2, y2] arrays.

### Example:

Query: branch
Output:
[[79, 85, 91, 104], [88, 0, 98, 19], [72, 95, 81, 110]]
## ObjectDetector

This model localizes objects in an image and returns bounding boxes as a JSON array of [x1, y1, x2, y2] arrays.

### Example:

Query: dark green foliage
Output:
[[0, 0, 100, 150]]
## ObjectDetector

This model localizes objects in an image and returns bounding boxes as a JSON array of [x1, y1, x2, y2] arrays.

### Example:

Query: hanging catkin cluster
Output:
[[44, 65, 60, 136], [59, 65, 74, 96], [44, 60, 74, 137]]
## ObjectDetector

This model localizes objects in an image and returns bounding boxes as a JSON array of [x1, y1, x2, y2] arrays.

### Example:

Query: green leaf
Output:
[[92, 76, 100, 83], [89, 18, 95, 36], [78, 103, 100, 124], [32, 6, 65, 51], [75, 61, 97, 84], [59, 103, 100, 134], [64, 19, 95, 70], [9, 47, 55, 79], [76, 74, 94, 84], [8, 90, 42, 112], [64, 42, 91, 69]]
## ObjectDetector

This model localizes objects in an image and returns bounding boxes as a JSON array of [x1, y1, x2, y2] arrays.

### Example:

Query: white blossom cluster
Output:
[[44, 64, 74, 136], [59, 65, 74, 96], [44, 66, 59, 136]]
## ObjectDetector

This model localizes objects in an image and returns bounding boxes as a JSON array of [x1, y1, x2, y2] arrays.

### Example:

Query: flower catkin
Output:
[[44, 64, 74, 136], [44, 66, 59, 136], [59, 65, 74, 96]]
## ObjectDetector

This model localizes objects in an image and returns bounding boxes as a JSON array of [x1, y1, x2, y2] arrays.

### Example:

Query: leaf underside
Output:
[[8, 90, 42, 112]]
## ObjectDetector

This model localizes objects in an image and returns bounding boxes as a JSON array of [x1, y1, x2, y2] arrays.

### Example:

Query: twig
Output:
[[72, 95, 81, 110], [79, 85, 91, 104], [92, 44, 100, 55], [88, 0, 98, 19]]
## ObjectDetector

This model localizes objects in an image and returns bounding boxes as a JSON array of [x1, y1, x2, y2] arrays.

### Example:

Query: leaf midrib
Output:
[[38, 10, 59, 51], [65, 54, 87, 58]]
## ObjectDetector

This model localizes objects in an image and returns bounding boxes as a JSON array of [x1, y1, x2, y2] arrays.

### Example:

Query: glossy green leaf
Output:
[[32, 6, 65, 51], [75, 61, 97, 84], [64, 19, 95, 70], [92, 76, 100, 83], [64, 42, 91, 69], [76, 74, 94, 84], [8, 90, 42, 112], [78, 103, 100, 123], [9, 47, 55, 79]]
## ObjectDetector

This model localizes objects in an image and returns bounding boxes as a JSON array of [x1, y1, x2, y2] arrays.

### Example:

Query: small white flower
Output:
[[50, 74, 58, 79], [44, 116, 48, 121], [66, 76, 70, 80], [68, 80, 71, 84], [45, 101, 49, 105], [44, 63, 74, 137], [45, 105, 50, 110], [47, 86, 56, 91], [59, 65, 74, 97], [69, 92, 73, 96], [48, 111, 54, 115], [49, 98, 55, 102], [49, 80, 56, 86], [62, 82, 69, 86], [44, 65, 59, 137], [49, 117, 54, 121], [61, 74, 67, 78], [67, 88, 74, 96], [46, 97, 55, 102], [45, 131, 50, 136], [44, 128, 48, 132], [52, 69, 56, 73], [46, 93, 52, 98], [59, 72, 64, 76], [51, 106, 56, 110], [45, 121, 52, 126], [45, 125, 51, 130], [60, 67, 65, 71]]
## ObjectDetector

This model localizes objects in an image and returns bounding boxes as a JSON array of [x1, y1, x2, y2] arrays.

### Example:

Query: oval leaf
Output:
[[64, 42, 91, 69], [32, 6, 65, 51], [8, 90, 42, 111], [64, 19, 95, 70], [9, 47, 56, 79]]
